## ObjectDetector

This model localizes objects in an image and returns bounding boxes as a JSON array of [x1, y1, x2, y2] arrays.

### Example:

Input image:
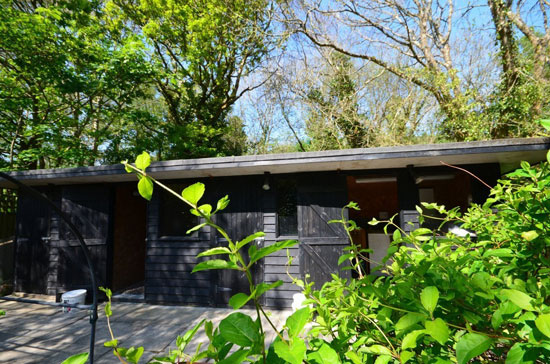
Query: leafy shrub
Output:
[[298, 155, 550, 363]]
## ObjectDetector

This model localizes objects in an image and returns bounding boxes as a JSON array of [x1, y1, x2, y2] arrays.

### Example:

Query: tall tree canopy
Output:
[[0, 0, 274, 169], [0, 0, 152, 169], [105, 0, 274, 159]]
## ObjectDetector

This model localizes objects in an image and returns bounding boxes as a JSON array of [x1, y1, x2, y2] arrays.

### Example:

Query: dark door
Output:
[[212, 177, 264, 306], [57, 185, 111, 291], [112, 185, 147, 292], [298, 179, 351, 290], [14, 189, 51, 293]]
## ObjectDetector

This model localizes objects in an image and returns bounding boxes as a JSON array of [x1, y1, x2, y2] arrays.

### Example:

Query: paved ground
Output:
[[0, 299, 292, 363]]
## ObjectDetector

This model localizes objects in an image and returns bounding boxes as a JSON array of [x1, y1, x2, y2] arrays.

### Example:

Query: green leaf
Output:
[[249, 239, 298, 265], [400, 351, 414, 363], [137, 176, 153, 201], [135, 151, 151, 170], [307, 341, 341, 364], [505, 343, 529, 364], [483, 248, 514, 258], [182, 182, 205, 206], [401, 330, 425, 350], [540, 119, 550, 131], [338, 253, 355, 266], [286, 307, 310, 338], [229, 293, 251, 309], [218, 349, 250, 364], [455, 333, 493, 364], [364, 345, 392, 356], [424, 318, 449, 345], [273, 338, 307, 364], [535, 314, 550, 338], [119, 346, 144, 364], [104, 302, 112, 317], [345, 351, 363, 364], [236, 231, 265, 251], [192, 259, 240, 273], [179, 319, 205, 351], [374, 355, 392, 364], [395, 312, 426, 332], [219, 312, 260, 347], [216, 195, 230, 212], [0, 310, 4, 316], [99, 286, 112, 299], [186, 223, 207, 234], [198, 204, 212, 216], [500, 289, 535, 311], [420, 286, 439, 315], [123, 161, 133, 173], [104, 339, 118, 348], [61, 353, 89, 364], [393, 229, 402, 242], [521, 230, 539, 241], [253, 281, 283, 299], [197, 247, 232, 258]]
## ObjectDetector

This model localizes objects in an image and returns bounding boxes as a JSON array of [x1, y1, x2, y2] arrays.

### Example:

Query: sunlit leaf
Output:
[[182, 182, 205, 206], [456, 333, 492, 364], [135, 151, 151, 170], [192, 259, 239, 273], [61, 353, 89, 364]]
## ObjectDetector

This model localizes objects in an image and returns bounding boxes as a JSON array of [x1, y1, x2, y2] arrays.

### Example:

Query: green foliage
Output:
[[0, 0, 154, 170], [61, 352, 89, 364], [298, 155, 550, 363], [105, 0, 272, 160]]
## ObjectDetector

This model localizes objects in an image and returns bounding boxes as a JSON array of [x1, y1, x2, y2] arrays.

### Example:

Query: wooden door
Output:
[[212, 177, 264, 306], [14, 189, 51, 293], [298, 181, 351, 290], [57, 185, 111, 291]]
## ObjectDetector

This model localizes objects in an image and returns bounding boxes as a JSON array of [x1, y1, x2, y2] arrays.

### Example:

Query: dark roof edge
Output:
[[4, 137, 550, 182]]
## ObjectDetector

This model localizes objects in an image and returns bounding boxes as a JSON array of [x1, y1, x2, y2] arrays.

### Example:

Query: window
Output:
[[277, 179, 298, 236], [159, 185, 199, 237]]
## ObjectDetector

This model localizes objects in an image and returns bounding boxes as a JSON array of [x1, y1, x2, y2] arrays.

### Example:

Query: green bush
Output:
[[299, 155, 550, 363]]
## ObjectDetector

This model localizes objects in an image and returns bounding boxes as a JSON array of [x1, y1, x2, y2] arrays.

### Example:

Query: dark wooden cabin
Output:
[[2, 138, 549, 309]]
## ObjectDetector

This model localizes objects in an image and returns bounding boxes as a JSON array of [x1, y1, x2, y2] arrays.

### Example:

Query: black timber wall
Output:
[[14, 184, 111, 298], [49, 185, 111, 297], [144, 176, 265, 306], [145, 188, 212, 305]]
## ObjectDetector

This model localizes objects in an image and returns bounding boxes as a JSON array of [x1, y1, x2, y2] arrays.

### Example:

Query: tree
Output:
[[279, 0, 501, 141], [0, 0, 153, 169], [487, 0, 550, 137], [106, 0, 275, 159]]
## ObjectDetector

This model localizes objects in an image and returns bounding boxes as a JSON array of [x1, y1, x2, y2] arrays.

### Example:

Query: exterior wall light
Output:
[[262, 172, 271, 191]]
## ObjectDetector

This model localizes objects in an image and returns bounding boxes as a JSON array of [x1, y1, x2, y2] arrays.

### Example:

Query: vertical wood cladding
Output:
[[144, 176, 266, 306], [145, 186, 214, 305], [264, 173, 350, 309], [55, 184, 111, 294], [14, 188, 51, 294]]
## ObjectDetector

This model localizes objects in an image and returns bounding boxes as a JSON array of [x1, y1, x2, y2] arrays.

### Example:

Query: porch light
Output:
[[262, 172, 271, 191]]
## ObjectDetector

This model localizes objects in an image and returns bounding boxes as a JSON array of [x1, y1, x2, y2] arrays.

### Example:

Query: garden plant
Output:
[[65, 141, 550, 363]]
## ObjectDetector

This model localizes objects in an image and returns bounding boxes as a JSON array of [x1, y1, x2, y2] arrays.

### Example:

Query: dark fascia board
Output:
[[2, 137, 549, 187]]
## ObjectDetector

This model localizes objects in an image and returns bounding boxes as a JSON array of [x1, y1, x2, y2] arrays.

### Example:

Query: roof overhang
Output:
[[2, 137, 549, 188]]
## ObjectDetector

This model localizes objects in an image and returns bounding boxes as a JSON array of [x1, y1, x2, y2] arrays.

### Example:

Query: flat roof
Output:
[[1, 137, 549, 187]]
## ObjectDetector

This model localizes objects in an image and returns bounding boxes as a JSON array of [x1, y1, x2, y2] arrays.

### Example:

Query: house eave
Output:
[[2, 137, 549, 187]]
